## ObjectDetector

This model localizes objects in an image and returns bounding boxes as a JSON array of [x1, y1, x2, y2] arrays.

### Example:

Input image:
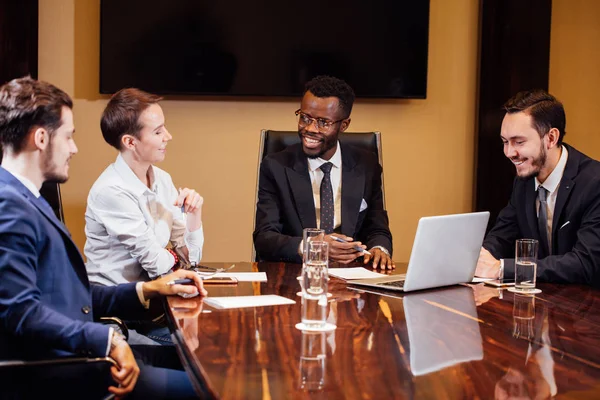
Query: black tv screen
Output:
[[100, 0, 430, 98]]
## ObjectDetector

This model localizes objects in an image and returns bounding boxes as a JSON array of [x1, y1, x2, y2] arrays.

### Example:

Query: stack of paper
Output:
[[328, 267, 386, 280], [203, 295, 296, 310]]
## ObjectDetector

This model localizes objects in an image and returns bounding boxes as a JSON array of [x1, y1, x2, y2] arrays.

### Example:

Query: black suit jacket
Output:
[[483, 144, 600, 287], [253, 142, 393, 263]]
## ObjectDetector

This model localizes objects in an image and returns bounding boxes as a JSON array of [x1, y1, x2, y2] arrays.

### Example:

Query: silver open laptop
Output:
[[350, 212, 490, 292]]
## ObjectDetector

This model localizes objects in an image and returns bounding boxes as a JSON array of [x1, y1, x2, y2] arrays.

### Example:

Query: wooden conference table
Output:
[[164, 262, 600, 399]]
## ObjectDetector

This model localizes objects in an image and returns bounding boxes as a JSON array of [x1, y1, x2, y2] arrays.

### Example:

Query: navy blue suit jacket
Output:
[[0, 167, 148, 360], [483, 144, 600, 287], [253, 143, 393, 263]]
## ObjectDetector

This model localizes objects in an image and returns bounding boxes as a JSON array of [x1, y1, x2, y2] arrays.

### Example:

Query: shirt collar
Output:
[[535, 145, 568, 194], [114, 153, 157, 196], [307, 141, 342, 172], [3, 167, 41, 198]]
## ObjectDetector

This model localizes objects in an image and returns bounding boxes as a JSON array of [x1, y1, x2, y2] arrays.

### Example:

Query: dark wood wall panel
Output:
[[0, 0, 63, 222], [0, 0, 38, 84], [475, 0, 552, 228]]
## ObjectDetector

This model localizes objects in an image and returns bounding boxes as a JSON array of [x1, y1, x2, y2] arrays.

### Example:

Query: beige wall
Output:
[[39, 0, 479, 263], [550, 0, 600, 158]]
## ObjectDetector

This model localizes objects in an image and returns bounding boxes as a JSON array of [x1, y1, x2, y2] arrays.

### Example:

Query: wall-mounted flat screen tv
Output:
[[100, 0, 430, 98]]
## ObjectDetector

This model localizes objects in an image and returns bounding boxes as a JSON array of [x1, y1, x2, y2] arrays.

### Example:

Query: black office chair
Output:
[[252, 130, 386, 261]]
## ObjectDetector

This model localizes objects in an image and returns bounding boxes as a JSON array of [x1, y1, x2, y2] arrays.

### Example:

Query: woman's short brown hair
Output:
[[100, 88, 163, 150]]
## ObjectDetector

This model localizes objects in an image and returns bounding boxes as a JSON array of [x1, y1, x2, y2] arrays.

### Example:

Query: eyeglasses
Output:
[[295, 109, 347, 132]]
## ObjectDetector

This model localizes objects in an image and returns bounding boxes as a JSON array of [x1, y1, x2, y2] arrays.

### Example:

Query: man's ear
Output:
[[32, 127, 50, 151], [546, 127, 560, 149], [121, 134, 136, 150], [340, 118, 351, 133]]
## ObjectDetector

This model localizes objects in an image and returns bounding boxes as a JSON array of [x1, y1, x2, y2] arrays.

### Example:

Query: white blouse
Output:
[[84, 154, 204, 286]]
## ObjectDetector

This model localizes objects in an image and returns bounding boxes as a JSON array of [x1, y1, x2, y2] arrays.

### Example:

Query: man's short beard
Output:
[[517, 142, 547, 180], [42, 137, 68, 184], [298, 129, 338, 159]]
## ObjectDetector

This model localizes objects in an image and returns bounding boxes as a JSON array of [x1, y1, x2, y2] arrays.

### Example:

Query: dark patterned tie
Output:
[[537, 186, 550, 256], [319, 162, 334, 234]]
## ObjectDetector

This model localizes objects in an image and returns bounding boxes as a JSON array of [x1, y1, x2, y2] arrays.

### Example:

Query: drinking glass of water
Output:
[[513, 239, 540, 294], [302, 228, 325, 262], [301, 241, 329, 330], [512, 293, 535, 340], [299, 331, 326, 391]]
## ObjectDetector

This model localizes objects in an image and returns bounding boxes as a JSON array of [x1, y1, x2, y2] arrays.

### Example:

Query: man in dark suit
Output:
[[253, 75, 394, 269], [475, 89, 600, 287], [0, 77, 206, 398]]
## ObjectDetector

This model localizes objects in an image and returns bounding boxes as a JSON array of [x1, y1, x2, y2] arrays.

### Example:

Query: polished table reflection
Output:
[[164, 262, 600, 399]]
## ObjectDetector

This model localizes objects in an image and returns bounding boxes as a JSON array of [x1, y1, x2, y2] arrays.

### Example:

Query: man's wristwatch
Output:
[[371, 246, 390, 256]]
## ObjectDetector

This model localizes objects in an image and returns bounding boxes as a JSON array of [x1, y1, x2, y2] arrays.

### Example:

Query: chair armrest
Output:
[[0, 357, 118, 400], [0, 356, 117, 369], [98, 316, 129, 340]]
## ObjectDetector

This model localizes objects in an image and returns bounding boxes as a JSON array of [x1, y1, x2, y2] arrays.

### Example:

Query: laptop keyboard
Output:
[[377, 280, 405, 288]]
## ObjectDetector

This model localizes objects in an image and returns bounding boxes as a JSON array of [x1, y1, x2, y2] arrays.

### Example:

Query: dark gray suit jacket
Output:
[[483, 144, 600, 287], [253, 143, 393, 263]]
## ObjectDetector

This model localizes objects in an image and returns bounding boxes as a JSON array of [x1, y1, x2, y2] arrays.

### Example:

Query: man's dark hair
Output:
[[504, 89, 566, 145], [304, 75, 355, 118], [0, 76, 73, 154], [101, 88, 163, 150]]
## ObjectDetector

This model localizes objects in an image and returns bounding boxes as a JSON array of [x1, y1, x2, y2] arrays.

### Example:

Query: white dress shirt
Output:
[[307, 141, 342, 231], [535, 146, 568, 251], [84, 154, 204, 286]]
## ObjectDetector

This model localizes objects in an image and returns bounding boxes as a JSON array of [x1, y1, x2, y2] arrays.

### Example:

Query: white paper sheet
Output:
[[471, 277, 494, 283], [204, 272, 268, 282], [328, 267, 386, 280], [203, 295, 296, 310]]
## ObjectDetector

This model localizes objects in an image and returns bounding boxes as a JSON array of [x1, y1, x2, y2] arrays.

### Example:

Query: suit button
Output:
[[81, 306, 91, 314]]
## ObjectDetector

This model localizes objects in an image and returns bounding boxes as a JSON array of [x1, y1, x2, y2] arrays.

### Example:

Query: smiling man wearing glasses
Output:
[[253, 75, 394, 269]]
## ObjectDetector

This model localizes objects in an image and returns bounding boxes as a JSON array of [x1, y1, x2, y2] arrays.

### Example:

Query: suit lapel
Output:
[[0, 168, 86, 281], [287, 147, 317, 229], [30, 195, 72, 239], [551, 146, 578, 252], [27, 188, 89, 286], [341, 145, 364, 237]]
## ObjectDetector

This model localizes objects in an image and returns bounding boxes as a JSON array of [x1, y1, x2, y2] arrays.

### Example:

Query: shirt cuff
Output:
[[499, 259, 505, 280], [298, 240, 304, 256], [371, 246, 390, 256], [106, 327, 114, 357], [136, 282, 151, 309]]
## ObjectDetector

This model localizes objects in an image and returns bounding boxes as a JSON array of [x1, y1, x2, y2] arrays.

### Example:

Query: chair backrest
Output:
[[258, 130, 382, 163], [252, 130, 385, 261], [0, 153, 65, 223], [40, 182, 65, 223]]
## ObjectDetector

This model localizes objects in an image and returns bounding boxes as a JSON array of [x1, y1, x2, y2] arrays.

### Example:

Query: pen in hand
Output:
[[166, 278, 195, 286], [330, 236, 372, 255]]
